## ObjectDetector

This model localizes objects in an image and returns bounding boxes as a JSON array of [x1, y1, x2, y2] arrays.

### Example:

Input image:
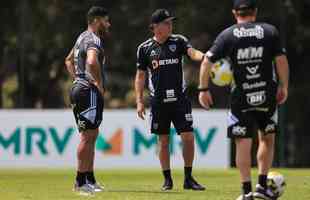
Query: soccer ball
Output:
[[210, 58, 233, 86], [267, 171, 286, 197]]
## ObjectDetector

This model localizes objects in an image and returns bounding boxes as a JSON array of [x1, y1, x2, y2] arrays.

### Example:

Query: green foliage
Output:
[[0, 0, 308, 109]]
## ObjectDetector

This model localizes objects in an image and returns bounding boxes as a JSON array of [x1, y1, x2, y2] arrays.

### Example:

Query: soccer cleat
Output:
[[89, 182, 104, 192], [161, 179, 173, 191], [236, 192, 254, 200], [73, 183, 95, 196], [183, 177, 205, 191], [253, 184, 277, 200]]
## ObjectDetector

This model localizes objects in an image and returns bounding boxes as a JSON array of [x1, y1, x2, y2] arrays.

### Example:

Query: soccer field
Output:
[[1, 169, 309, 200]]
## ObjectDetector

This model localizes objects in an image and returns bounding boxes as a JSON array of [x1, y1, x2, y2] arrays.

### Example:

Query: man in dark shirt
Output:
[[65, 6, 110, 195], [135, 8, 205, 191], [198, 1, 289, 199]]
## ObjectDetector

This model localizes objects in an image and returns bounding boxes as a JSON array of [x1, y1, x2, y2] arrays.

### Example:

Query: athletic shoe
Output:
[[73, 183, 94, 196], [236, 192, 254, 200], [183, 177, 205, 191], [89, 182, 104, 192], [161, 179, 173, 191], [253, 184, 277, 200]]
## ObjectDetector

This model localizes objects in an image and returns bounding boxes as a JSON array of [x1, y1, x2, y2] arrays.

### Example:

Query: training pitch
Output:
[[1, 168, 309, 200]]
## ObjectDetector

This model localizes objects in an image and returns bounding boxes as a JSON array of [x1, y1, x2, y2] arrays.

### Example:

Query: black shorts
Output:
[[149, 98, 193, 135], [70, 82, 104, 131], [227, 109, 278, 139]]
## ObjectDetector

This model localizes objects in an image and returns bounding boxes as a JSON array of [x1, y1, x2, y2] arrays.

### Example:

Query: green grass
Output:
[[1, 168, 309, 200]]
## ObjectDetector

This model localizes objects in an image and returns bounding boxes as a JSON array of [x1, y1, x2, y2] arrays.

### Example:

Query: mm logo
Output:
[[0, 127, 74, 155], [96, 128, 123, 155], [237, 47, 263, 60], [133, 127, 218, 155]]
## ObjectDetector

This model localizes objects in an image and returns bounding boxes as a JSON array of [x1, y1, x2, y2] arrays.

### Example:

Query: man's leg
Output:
[[85, 129, 99, 185], [180, 132, 194, 180], [180, 132, 194, 168], [180, 132, 205, 190], [158, 134, 170, 170], [85, 86, 104, 190], [257, 133, 275, 186], [235, 138, 253, 197], [158, 134, 173, 190], [71, 84, 102, 194], [76, 129, 98, 187], [253, 132, 277, 200]]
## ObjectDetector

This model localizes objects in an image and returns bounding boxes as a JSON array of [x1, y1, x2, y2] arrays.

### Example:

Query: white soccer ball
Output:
[[210, 58, 233, 86], [267, 171, 286, 197]]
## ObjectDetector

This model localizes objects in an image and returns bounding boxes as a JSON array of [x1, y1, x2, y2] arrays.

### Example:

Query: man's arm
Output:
[[64, 48, 76, 78], [135, 69, 146, 119], [275, 55, 289, 104], [198, 55, 214, 109], [86, 49, 104, 96], [187, 48, 204, 62], [276, 55, 289, 89], [199, 56, 212, 89]]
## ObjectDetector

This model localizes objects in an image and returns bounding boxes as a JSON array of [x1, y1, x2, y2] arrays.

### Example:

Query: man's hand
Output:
[[137, 102, 145, 120], [93, 81, 105, 97], [199, 91, 214, 110], [135, 70, 146, 119], [277, 86, 288, 105], [65, 48, 76, 78], [98, 87, 105, 98], [275, 55, 289, 105], [187, 48, 204, 62]]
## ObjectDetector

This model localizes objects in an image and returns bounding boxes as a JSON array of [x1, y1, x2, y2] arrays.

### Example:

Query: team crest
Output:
[[150, 50, 157, 57], [169, 44, 177, 52]]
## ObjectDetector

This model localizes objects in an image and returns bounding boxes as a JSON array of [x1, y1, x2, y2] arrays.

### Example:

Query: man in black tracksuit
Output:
[[198, 1, 289, 199], [135, 9, 205, 191]]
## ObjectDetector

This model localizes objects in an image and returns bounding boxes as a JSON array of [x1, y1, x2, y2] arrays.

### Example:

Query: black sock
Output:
[[76, 171, 86, 187], [184, 167, 192, 179], [258, 174, 267, 188], [242, 181, 252, 195], [163, 170, 172, 181], [86, 171, 96, 184]]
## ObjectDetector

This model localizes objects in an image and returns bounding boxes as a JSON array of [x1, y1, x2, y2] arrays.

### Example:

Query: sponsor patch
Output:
[[169, 44, 177, 52], [232, 126, 247, 136], [246, 91, 266, 106]]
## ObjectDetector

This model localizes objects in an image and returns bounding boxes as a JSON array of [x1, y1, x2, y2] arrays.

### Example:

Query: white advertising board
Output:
[[0, 109, 229, 168]]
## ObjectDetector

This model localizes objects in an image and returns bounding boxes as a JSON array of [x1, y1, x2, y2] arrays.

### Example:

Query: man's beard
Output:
[[98, 28, 110, 38]]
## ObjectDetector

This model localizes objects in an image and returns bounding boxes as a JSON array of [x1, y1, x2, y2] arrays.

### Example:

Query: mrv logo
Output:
[[1, 126, 219, 157], [133, 127, 218, 155], [0, 127, 74, 155], [95, 127, 218, 156]]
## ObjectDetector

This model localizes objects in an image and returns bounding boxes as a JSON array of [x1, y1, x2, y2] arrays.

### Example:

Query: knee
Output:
[[181, 133, 194, 143], [158, 137, 170, 148], [260, 134, 275, 146], [80, 135, 97, 146]]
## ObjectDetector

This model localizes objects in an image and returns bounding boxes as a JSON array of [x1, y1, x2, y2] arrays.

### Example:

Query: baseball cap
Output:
[[233, 0, 257, 10], [150, 9, 176, 24]]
